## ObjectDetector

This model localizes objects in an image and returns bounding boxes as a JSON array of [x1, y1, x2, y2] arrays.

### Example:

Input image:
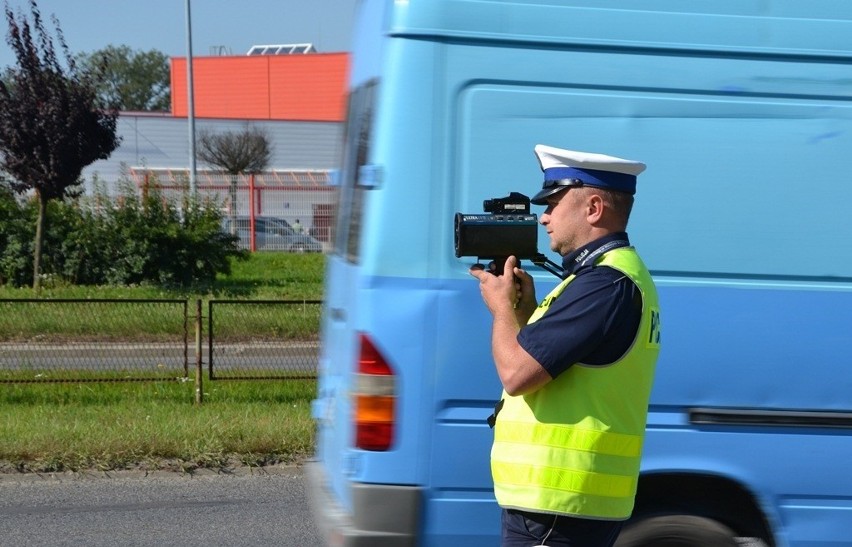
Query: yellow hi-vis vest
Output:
[[491, 246, 661, 520]]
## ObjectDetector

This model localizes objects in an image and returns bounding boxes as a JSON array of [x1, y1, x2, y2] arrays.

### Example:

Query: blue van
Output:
[[307, 1, 852, 545]]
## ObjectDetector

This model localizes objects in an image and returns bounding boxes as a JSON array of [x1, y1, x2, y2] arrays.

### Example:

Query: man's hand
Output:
[[511, 259, 537, 325], [470, 256, 536, 325], [469, 256, 550, 395]]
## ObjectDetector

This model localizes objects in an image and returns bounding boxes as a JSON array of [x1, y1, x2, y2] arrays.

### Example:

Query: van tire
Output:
[[615, 515, 739, 547]]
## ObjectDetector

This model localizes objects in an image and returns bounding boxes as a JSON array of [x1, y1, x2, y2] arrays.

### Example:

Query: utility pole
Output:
[[185, 0, 198, 196]]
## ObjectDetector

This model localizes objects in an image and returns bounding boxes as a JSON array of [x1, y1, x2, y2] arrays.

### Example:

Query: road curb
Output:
[[0, 462, 305, 483]]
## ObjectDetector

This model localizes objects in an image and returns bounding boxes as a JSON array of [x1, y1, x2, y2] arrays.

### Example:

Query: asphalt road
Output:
[[0, 465, 322, 547]]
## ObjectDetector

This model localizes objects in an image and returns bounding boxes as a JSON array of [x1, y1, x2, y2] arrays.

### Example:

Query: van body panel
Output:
[[654, 283, 852, 409], [309, 1, 852, 545], [389, 1, 851, 57]]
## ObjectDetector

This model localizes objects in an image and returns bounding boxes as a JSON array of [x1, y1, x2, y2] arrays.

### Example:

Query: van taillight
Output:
[[354, 333, 395, 451]]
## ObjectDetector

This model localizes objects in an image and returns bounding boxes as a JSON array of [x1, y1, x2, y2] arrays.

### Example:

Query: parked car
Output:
[[221, 216, 323, 252]]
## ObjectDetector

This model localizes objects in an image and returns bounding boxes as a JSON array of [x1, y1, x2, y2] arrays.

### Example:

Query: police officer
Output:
[[470, 145, 662, 547]]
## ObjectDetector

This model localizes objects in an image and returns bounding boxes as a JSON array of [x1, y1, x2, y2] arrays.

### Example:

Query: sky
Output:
[[0, 0, 359, 69]]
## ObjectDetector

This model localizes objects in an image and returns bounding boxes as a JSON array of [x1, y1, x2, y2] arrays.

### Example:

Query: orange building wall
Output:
[[170, 53, 349, 122]]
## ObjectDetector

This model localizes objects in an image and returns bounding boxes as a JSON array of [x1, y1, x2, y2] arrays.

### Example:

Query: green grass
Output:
[[0, 252, 326, 300], [0, 253, 325, 473], [215, 252, 325, 300], [0, 379, 316, 473], [0, 253, 325, 341]]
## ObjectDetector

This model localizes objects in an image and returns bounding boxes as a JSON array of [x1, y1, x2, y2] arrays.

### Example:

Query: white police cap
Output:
[[531, 144, 646, 204]]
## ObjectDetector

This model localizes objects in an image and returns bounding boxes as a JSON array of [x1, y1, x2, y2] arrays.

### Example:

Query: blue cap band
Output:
[[543, 166, 636, 194]]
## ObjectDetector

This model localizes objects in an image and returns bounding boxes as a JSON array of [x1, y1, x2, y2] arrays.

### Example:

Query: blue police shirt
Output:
[[517, 232, 643, 379]]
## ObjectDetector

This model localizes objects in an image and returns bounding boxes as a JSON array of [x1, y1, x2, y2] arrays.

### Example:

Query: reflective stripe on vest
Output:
[[491, 246, 661, 520]]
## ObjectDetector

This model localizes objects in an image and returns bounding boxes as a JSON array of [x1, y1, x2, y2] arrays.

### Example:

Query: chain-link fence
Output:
[[0, 299, 189, 383], [208, 300, 321, 380], [0, 299, 321, 384]]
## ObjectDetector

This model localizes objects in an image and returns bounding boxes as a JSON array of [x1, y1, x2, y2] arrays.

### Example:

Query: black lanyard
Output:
[[573, 239, 630, 270]]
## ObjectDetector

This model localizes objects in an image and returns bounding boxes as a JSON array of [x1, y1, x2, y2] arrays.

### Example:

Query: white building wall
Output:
[[84, 113, 344, 191]]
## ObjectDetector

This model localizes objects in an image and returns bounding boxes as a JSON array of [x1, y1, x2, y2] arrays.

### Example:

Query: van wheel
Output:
[[616, 515, 739, 547], [289, 245, 306, 253]]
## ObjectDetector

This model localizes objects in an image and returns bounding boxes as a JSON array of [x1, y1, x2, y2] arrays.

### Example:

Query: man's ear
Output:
[[587, 193, 605, 222]]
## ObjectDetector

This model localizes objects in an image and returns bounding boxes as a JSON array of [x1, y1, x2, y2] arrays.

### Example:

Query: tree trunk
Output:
[[32, 192, 47, 291]]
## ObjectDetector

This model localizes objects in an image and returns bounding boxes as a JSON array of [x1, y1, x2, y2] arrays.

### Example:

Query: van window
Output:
[[335, 79, 378, 262]]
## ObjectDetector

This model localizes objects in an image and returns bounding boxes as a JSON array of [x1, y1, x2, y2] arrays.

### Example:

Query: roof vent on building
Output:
[[247, 43, 317, 55]]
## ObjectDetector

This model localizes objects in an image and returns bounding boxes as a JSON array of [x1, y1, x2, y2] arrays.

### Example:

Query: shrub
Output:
[[0, 186, 33, 286], [0, 183, 245, 288]]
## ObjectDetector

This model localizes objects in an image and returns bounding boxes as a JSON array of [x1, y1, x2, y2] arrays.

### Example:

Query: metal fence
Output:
[[208, 300, 321, 380], [0, 299, 320, 384], [132, 171, 338, 253], [0, 299, 189, 383]]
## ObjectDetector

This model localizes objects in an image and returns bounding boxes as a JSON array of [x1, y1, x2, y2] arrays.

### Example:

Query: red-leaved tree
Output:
[[0, 0, 119, 289]]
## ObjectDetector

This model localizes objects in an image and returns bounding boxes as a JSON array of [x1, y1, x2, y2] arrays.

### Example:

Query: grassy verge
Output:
[[0, 253, 324, 474], [0, 378, 316, 473], [0, 252, 326, 301]]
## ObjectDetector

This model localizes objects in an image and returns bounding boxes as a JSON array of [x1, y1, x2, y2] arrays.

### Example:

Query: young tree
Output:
[[76, 45, 170, 111], [197, 126, 272, 175], [0, 0, 120, 290], [196, 126, 271, 228]]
